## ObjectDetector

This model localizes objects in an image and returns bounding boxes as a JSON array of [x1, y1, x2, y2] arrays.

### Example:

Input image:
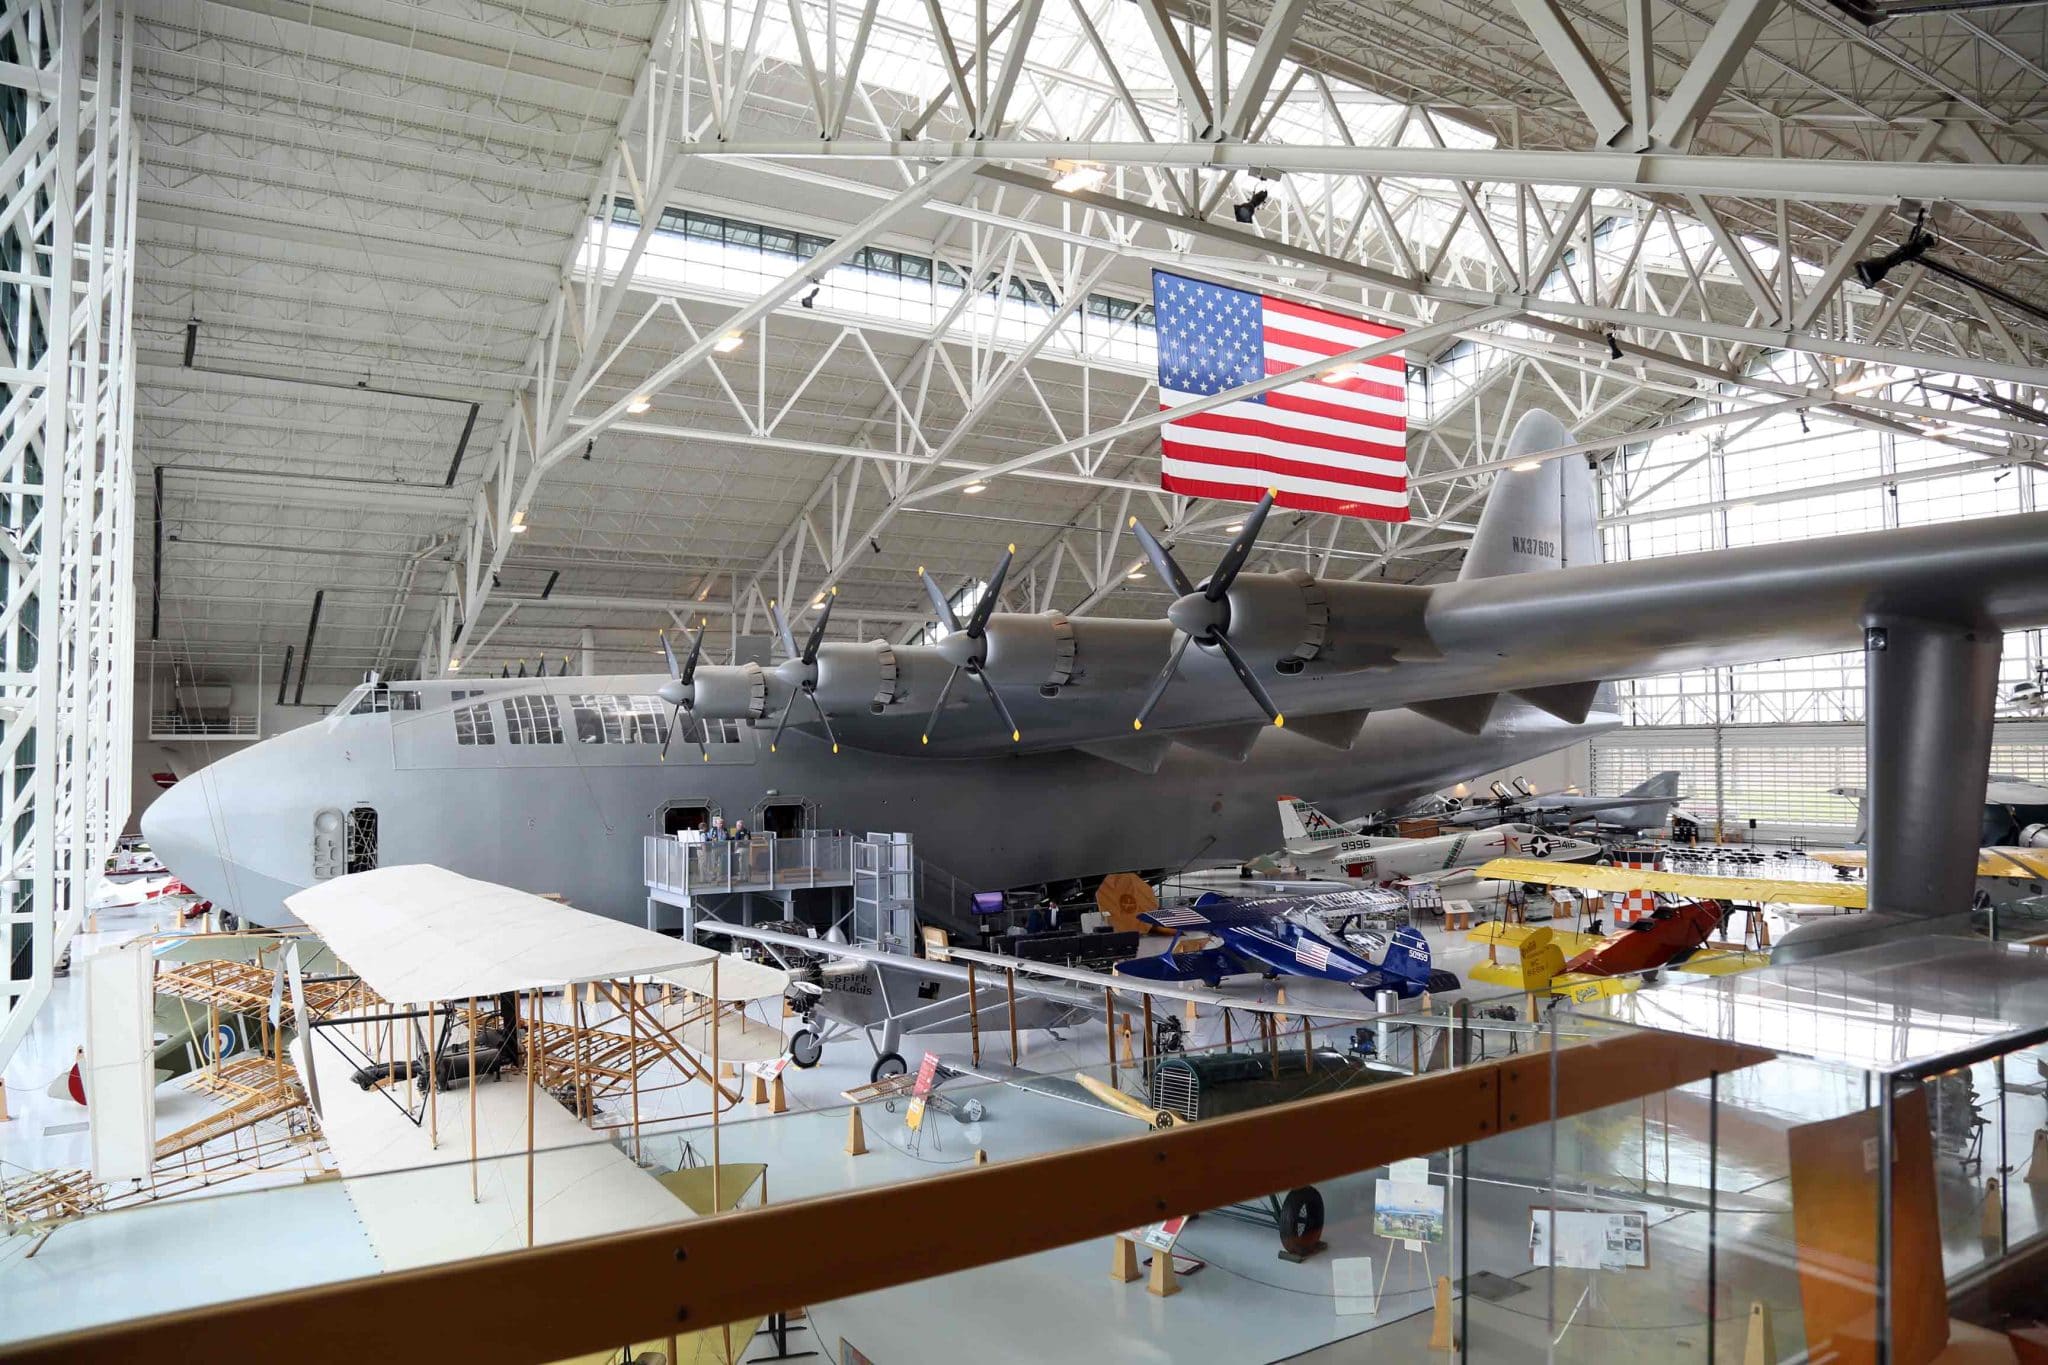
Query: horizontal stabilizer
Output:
[[1407, 692, 1500, 735], [1171, 723, 1266, 763], [1076, 735, 1175, 774], [1509, 680, 1602, 725], [1284, 708, 1372, 751]]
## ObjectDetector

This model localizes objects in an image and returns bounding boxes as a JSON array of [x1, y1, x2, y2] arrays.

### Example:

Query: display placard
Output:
[[1526, 1207, 1649, 1270], [1373, 1179, 1445, 1243]]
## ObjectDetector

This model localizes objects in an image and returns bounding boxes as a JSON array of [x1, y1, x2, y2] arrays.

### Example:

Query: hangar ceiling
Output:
[[130, 0, 2048, 688]]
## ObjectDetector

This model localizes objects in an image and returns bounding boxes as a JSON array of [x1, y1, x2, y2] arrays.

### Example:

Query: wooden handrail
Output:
[[1, 1030, 1770, 1365]]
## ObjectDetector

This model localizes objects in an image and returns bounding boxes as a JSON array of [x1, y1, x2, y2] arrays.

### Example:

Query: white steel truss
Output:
[[1, 0, 138, 1065]]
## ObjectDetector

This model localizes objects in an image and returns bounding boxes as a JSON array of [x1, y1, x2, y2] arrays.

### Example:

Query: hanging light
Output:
[[1051, 160, 1106, 194], [963, 482, 988, 495], [713, 333, 744, 354], [627, 395, 652, 414]]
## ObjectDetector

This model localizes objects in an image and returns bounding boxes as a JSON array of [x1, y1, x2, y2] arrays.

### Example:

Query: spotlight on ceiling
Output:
[[1605, 333, 1624, 361], [510, 510, 528, 534], [963, 481, 988, 495], [1854, 226, 1933, 289], [799, 283, 821, 309], [1051, 160, 1106, 194], [1510, 459, 1542, 472], [626, 395, 652, 414], [713, 332, 744, 354], [1232, 188, 1270, 224]]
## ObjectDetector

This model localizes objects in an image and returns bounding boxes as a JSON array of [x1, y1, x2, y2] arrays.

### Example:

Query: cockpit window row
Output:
[[348, 687, 422, 715], [503, 693, 563, 745], [448, 694, 748, 748]]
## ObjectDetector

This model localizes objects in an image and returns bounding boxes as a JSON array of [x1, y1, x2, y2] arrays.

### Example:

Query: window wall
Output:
[[1594, 353, 2046, 832]]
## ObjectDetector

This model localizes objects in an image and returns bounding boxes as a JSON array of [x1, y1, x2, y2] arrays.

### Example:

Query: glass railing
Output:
[[5, 939, 2042, 1363], [642, 831, 856, 894]]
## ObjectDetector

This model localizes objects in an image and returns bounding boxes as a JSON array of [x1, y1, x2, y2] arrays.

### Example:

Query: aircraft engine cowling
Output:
[[689, 663, 768, 719], [2021, 822, 2048, 849], [1062, 618, 1181, 689], [808, 641, 902, 711], [1203, 570, 1329, 669], [976, 613, 1076, 691]]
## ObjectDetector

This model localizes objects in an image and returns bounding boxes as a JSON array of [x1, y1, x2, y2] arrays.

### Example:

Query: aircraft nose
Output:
[[140, 768, 227, 897]]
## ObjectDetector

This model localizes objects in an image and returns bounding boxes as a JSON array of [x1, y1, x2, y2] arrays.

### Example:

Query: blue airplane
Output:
[[1113, 889, 1458, 999]]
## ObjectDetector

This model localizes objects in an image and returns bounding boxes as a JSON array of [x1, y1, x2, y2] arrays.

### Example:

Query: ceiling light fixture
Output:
[[1051, 160, 1106, 194], [449, 658, 462, 671], [1319, 364, 1362, 386], [1855, 223, 1933, 289], [713, 333, 744, 354], [510, 510, 528, 534], [963, 481, 988, 495], [1510, 459, 1542, 472], [627, 395, 652, 414], [1127, 569, 1146, 580], [1232, 188, 1270, 224]]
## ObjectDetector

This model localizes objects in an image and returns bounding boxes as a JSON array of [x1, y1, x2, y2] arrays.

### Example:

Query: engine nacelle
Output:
[[690, 663, 768, 719], [1213, 570, 1328, 668], [978, 613, 1076, 691], [2022, 822, 2048, 849], [809, 641, 902, 711], [1062, 618, 1179, 690]]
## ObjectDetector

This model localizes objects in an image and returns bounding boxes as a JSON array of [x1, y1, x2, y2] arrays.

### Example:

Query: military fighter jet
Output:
[[1441, 771, 1684, 833], [140, 408, 2048, 934]]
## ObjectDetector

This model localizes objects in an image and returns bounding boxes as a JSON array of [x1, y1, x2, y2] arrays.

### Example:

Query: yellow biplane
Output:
[[1461, 856, 1803, 1000], [1806, 845, 2048, 884]]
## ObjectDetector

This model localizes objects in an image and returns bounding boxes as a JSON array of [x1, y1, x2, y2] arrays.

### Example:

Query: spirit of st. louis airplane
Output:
[[143, 410, 2048, 932]]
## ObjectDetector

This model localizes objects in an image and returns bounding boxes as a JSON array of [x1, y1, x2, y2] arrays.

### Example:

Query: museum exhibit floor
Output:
[[4, 909, 2044, 1363]]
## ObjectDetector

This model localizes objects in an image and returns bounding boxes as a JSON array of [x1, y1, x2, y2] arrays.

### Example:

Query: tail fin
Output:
[[1459, 411, 1599, 581], [1380, 926, 1433, 984], [1278, 797, 1350, 851], [1625, 771, 1681, 800]]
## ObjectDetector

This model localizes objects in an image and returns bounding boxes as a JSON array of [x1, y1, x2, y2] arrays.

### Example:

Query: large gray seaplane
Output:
[[144, 411, 2048, 957]]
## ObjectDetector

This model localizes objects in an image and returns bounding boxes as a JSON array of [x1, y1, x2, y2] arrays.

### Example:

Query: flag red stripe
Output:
[[1172, 409, 1408, 463], [1162, 438, 1408, 492], [1265, 389, 1407, 433], [1261, 295, 1404, 338], [1262, 325, 1408, 369], [1262, 356, 1405, 403], [1162, 471, 1411, 522]]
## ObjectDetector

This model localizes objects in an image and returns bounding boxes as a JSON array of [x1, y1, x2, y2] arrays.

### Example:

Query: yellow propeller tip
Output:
[[1132, 719, 1143, 732], [1127, 515, 1137, 528], [1274, 714, 1286, 727], [1267, 487, 1278, 498], [769, 745, 776, 754], [1010, 730, 1020, 743], [702, 752, 710, 762], [829, 585, 838, 595], [1008, 542, 1016, 554], [832, 743, 840, 754], [918, 565, 926, 575], [920, 734, 929, 745]]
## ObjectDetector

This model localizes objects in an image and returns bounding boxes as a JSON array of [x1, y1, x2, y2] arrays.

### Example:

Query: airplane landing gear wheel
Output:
[[1277, 1186, 1326, 1257], [870, 1052, 907, 1083], [1151, 1110, 1179, 1131], [789, 1029, 823, 1069]]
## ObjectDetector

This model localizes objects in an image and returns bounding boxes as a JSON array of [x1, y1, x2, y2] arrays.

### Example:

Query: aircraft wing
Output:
[[1674, 949, 1774, 977], [1799, 846, 2048, 880], [695, 921, 1100, 1011], [1466, 921, 1606, 957], [1472, 857, 1869, 908], [614, 507, 2048, 759]]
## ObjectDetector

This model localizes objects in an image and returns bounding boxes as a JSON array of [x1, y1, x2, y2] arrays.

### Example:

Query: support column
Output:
[[1781, 616, 1999, 958], [1864, 617, 2000, 916]]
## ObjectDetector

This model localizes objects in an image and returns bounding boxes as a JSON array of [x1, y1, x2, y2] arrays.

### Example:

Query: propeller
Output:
[[1128, 491, 1284, 731], [918, 546, 1019, 746], [656, 625, 709, 762], [767, 590, 841, 755]]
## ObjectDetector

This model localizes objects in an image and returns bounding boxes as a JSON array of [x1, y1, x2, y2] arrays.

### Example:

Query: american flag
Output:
[[1152, 270, 1409, 521], [1294, 937, 1332, 970]]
